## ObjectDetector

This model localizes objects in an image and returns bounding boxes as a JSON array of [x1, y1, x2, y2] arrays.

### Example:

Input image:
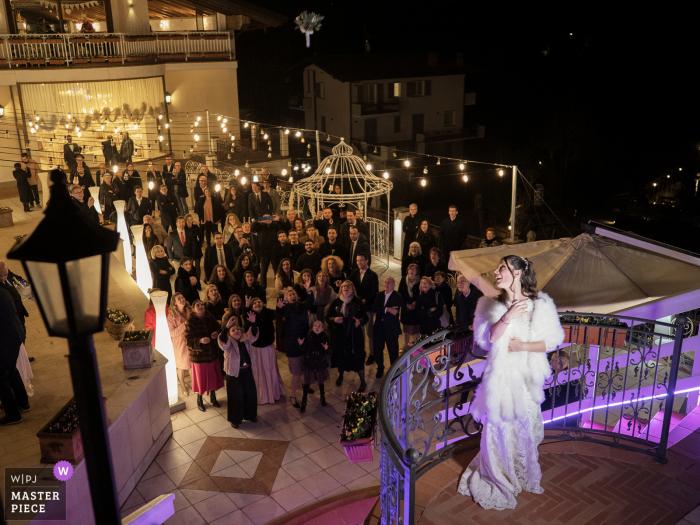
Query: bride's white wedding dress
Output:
[[458, 295, 564, 510]]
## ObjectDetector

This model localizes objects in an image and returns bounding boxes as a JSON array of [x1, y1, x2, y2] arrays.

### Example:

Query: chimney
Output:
[[456, 52, 464, 67], [427, 52, 438, 67]]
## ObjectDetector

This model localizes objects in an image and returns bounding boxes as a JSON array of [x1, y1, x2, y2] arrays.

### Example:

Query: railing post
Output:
[[656, 315, 687, 463]]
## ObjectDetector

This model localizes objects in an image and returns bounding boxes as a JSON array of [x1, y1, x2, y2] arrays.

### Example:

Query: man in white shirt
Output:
[[370, 277, 405, 377]]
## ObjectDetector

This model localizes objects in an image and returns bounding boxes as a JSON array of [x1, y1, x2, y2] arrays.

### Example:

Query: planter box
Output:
[[105, 37, 120, 43], [119, 330, 154, 369], [189, 53, 204, 58], [339, 392, 378, 463], [217, 52, 229, 58], [124, 37, 139, 42], [159, 53, 174, 59], [188, 36, 202, 40], [203, 36, 217, 40], [11, 59, 27, 66], [171, 53, 187, 60], [73, 58, 90, 64], [158, 36, 173, 41], [170, 36, 185, 41], [91, 39, 105, 45], [216, 35, 229, 40], [105, 310, 134, 340], [37, 398, 110, 463], [26, 38, 43, 44], [0, 208, 13, 228], [204, 52, 218, 58], [107, 57, 122, 62], [49, 59, 66, 65], [562, 325, 628, 348], [29, 59, 44, 66], [46, 38, 63, 45], [71, 38, 88, 44], [138, 37, 156, 42]]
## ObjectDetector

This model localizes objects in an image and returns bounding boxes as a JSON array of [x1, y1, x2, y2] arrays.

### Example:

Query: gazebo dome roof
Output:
[[293, 139, 393, 200]]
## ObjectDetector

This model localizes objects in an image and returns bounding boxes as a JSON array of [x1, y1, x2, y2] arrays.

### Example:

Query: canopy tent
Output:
[[448, 233, 700, 316]]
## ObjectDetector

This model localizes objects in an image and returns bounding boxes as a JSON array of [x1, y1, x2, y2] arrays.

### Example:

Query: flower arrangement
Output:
[[559, 315, 626, 327], [100, 219, 113, 226], [341, 391, 377, 442], [123, 329, 150, 342], [0, 206, 11, 212], [107, 309, 131, 324]]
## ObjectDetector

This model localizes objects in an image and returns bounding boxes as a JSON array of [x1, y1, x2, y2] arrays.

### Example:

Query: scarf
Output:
[[339, 293, 353, 316], [406, 275, 420, 298]]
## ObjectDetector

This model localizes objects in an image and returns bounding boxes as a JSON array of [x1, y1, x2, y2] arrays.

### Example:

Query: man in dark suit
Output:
[[94, 163, 112, 187], [314, 207, 339, 239], [339, 209, 370, 246], [173, 161, 189, 216], [203, 232, 235, 281], [126, 186, 153, 225], [272, 231, 294, 271], [0, 286, 30, 425], [101, 135, 116, 168], [63, 135, 81, 171], [371, 277, 406, 377], [319, 227, 349, 267], [248, 182, 273, 220], [402, 203, 420, 258], [439, 204, 468, 259], [346, 226, 371, 272], [253, 215, 279, 288], [349, 252, 379, 363], [162, 155, 176, 195], [295, 240, 323, 275], [287, 230, 304, 268], [156, 184, 178, 234], [166, 216, 196, 264]]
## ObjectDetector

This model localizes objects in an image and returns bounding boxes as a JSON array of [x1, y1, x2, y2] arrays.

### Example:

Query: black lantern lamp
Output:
[[8, 169, 122, 524]]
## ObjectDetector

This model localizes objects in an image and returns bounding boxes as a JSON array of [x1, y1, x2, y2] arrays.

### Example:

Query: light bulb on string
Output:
[[301, 138, 305, 143], [241, 176, 246, 184], [234, 169, 240, 176], [158, 114, 162, 120], [67, 113, 71, 119], [383, 171, 389, 179], [263, 133, 268, 139], [393, 151, 397, 158], [217, 116, 222, 121], [295, 131, 301, 137], [197, 116, 201, 121], [284, 129, 289, 134], [245, 161, 249, 168], [459, 163, 465, 170], [223, 128, 227, 132], [282, 169, 287, 176], [498, 169, 504, 176], [325, 167, 331, 174], [423, 167, 428, 175], [421, 178, 427, 187], [165, 123, 169, 129], [194, 134, 199, 141], [35, 115, 39, 121], [159, 135, 163, 141], [463, 175, 468, 182], [366, 164, 372, 170], [101, 124, 105, 130], [77, 131, 81, 137], [306, 151, 311, 157], [148, 181, 154, 190], [437, 158, 441, 165], [244, 122, 249, 128], [404, 159, 410, 167], [268, 153, 272, 158], [294, 165, 299, 171], [289, 176, 293, 182], [215, 183, 221, 192], [113, 165, 118, 172], [223, 118, 227, 124], [194, 121, 198, 126]]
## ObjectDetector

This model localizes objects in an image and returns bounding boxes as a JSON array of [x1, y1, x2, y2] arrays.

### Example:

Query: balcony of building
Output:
[[288, 95, 313, 111], [0, 31, 234, 68], [351, 101, 400, 117]]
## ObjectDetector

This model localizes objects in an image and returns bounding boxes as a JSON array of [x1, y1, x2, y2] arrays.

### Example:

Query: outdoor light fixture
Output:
[[113, 201, 132, 275], [89, 187, 101, 214], [130, 224, 152, 295], [151, 291, 179, 406], [421, 178, 427, 186], [7, 169, 121, 524], [383, 171, 389, 179], [404, 160, 410, 167]]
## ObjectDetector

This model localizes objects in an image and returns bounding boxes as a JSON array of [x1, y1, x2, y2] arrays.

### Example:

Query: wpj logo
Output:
[[53, 461, 73, 482], [4, 466, 68, 521]]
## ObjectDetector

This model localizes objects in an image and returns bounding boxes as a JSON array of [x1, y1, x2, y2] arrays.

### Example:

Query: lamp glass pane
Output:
[[25, 260, 67, 335], [65, 254, 103, 334]]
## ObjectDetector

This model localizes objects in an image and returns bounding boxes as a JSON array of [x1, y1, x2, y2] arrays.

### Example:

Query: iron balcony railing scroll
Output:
[[0, 32, 233, 67], [379, 313, 689, 525]]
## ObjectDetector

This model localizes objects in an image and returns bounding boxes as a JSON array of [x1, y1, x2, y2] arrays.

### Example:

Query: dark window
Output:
[[394, 116, 401, 133], [315, 82, 325, 99], [365, 118, 378, 143]]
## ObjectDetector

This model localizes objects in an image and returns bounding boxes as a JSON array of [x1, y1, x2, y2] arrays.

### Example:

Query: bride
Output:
[[457, 255, 564, 510]]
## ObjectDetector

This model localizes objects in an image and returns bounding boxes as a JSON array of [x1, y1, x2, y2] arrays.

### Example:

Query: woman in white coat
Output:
[[458, 255, 564, 510]]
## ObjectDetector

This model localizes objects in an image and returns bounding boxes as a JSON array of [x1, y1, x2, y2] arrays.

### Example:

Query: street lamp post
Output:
[[8, 169, 122, 524]]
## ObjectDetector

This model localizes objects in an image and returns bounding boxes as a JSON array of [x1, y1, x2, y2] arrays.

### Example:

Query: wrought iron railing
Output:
[[379, 313, 690, 525], [0, 32, 233, 67]]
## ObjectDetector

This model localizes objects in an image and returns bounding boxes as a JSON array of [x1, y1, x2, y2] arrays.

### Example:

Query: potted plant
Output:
[[203, 35, 217, 41], [46, 37, 63, 45], [0, 206, 13, 228], [49, 59, 66, 65], [119, 329, 154, 369], [26, 37, 43, 44], [71, 37, 88, 44], [560, 315, 629, 349], [105, 36, 120, 43], [339, 391, 378, 463], [188, 34, 202, 41], [124, 36, 139, 42], [104, 308, 134, 340], [100, 219, 115, 230], [189, 52, 204, 58], [37, 398, 110, 463]]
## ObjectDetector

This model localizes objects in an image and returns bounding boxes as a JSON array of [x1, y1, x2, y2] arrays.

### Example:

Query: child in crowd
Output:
[[297, 320, 330, 412]]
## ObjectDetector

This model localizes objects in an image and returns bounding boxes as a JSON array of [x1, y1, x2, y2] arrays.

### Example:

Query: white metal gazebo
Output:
[[293, 139, 393, 272]]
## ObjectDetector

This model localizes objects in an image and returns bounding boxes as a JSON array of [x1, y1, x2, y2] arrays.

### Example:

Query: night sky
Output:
[[235, 3, 700, 249]]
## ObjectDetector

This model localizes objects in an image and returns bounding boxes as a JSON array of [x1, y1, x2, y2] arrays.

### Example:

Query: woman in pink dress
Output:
[[168, 293, 192, 397], [185, 299, 224, 411]]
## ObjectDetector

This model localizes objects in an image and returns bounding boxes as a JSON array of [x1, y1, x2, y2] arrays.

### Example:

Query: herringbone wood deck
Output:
[[411, 437, 700, 525]]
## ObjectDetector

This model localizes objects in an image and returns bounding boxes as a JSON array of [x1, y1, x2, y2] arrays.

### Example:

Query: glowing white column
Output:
[[130, 224, 152, 295], [150, 290, 179, 406], [89, 187, 102, 214], [38, 171, 49, 206], [113, 200, 132, 275], [394, 218, 402, 260]]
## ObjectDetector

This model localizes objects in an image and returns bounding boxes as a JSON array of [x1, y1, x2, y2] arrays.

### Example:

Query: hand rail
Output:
[[0, 32, 234, 67]]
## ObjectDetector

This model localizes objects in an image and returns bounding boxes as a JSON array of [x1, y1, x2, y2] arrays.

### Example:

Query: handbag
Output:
[[436, 292, 450, 328]]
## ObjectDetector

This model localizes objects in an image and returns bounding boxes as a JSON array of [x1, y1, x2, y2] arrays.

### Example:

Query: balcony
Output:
[[351, 101, 400, 116], [0, 32, 234, 68], [288, 95, 313, 111]]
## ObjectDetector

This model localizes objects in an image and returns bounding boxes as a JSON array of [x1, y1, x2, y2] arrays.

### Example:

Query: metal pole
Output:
[[205, 109, 211, 153], [510, 165, 517, 242], [315, 130, 321, 165], [386, 189, 390, 266], [656, 315, 687, 463], [67, 335, 121, 524]]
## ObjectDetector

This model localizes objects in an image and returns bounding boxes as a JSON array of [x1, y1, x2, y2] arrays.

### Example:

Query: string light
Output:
[[223, 128, 227, 132], [244, 122, 249, 128], [113, 165, 118, 172], [263, 133, 268, 140], [295, 131, 301, 137], [366, 164, 372, 170], [423, 167, 428, 175], [194, 121, 198, 126], [158, 135, 163, 141], [437, 158, 441, 165], [223, 119, 227, 124], [421, 178, 427, 186], [217, 116, 222, 121], [194, 134, 199, 141], [241, 176, 246, 184], [234, 169, 240, 176], [459, 163, 465, 170], [158, 114, 162, 120], [463, 174, 468, 182], [197, 116, 201, 121], [289, 176, 294, 182], [215, 183, 221, 192], [245, 161, 249, 168], [284, 129, 290, 134], [499, 169, 504, 176], [383, 171, 389, 179], [282, 169, 287, 176], [165, 123, 169, 129], [301, 138, 305, 143], [148, 181, 154, 190], [404, 160, 410, 167], [67, 113, 71, 119]]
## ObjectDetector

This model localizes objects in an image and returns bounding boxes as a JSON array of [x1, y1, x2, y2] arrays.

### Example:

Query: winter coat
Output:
[[218, 328, 258, 377], [470, 293, 565, 425], [302, 332, 330, 372], [205, 300, 226, 324], [398, 278, 421, 326], [278, 294, 316, 358], [243, 307, 276, 348], [326, 296, 368, 368], [185, 310, 221, 364], [149, 257, 175, 295], [175, 265, 200, 305], [416, 290, 444, 335]]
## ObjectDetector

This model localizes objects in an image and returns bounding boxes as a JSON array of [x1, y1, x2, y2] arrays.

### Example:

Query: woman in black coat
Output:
[[99, 172, 119, 217], [149, 245, 175, 303], [416, 277, 444, 336], [433, 271, 454, 325], [416, 220, 438, 256], [401, 242, 428, 276], [223, 186, 248, 221], [238, 270, 266, 304], [398, 264, 421, 350], [12, 163, 32, 212], [325, 280, 369, 392], [174, 257, 201, 305]]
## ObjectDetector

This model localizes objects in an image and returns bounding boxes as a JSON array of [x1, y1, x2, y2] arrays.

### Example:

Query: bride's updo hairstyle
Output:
[[497, 255, 538, 303]]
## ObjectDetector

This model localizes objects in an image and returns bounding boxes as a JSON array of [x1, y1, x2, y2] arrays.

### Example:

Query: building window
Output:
[[444, 110, 456, 127], [358, 84, 378, 104], [389, 82, 401, 98], [394, 116, 401, 133], [305, 70, 311, 93], [321, 116, 326, 133], [315, 82, 325, 99], [407, 80, 431, 97]]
